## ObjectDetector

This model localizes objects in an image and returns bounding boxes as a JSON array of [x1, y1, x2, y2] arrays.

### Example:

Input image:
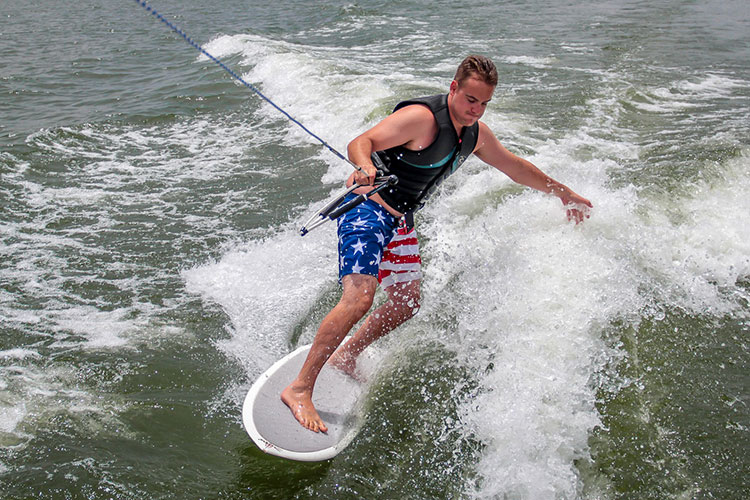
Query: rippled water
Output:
[[1, 0, 748, 498]]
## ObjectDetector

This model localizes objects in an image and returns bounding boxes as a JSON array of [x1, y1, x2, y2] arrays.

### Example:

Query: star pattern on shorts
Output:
[[351, 259, 364, 274], [351, 217, 367, 227], [352, 238, 366, 255], [370, 250, 381, 266]]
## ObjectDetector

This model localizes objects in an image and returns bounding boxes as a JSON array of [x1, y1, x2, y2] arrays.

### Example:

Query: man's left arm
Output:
[[473, 122, 593, 223]]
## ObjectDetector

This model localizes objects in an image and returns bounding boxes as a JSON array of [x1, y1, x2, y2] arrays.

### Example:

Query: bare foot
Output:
[[327, 348, 360, 380], [328, 349, 368, 383], [280, 384, 328, 433]]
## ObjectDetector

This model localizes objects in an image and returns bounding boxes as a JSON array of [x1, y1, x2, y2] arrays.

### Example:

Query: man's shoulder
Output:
[[393, 102, 434, 118], [388, 102, 438, 132]]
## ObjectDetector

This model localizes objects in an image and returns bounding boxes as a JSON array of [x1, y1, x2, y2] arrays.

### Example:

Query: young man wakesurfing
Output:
[[282, 55, 593, 433]]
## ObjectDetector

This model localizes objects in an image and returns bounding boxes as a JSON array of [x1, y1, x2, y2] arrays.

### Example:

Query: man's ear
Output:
[[449, 80, 459, 95]]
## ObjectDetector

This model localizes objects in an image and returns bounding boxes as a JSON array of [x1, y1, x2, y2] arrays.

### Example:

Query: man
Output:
[[281, 55, 592, 433]]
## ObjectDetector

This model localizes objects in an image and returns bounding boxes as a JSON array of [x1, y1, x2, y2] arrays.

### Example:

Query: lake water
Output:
[[1, 0, 748, 498]]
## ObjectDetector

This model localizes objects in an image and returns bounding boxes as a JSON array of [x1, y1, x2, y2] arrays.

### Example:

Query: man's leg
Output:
[[328, 223, 422, 376], [328, 278, 420, 377], [281, 273, 377, 433]]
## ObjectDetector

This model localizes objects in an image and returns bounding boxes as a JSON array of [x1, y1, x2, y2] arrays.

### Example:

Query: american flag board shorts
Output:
[[378, 219, 422, 289], [337, 195, 399, 281], [336, 194, 422, 288]]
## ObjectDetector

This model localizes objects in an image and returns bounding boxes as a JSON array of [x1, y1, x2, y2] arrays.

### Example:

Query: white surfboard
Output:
[[242, 341, 364, 462]]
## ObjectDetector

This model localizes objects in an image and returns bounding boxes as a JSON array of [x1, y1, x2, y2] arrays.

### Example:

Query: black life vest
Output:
[[373, 94, 479, 214]]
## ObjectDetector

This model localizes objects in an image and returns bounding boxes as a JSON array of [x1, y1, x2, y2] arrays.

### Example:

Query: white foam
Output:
[[0, 362, 135, 447], [49, 307, 134, 349], [201, 33, 272, 62], [630, 95, 702, 114], [0, 349, 40, 360], [503, 55, 557, 69], [242, 49, 391, 155], [0, 400, 27, 435], [412, 154, 623, 497], [183, 223, 337, 375], [635, 151, 750, 313], [628, 72, 748, 115], [410, 132, 749, 498], [675, 73, 745, 99]]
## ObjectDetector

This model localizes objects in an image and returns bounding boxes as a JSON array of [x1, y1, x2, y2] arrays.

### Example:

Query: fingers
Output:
[[566, 205, 591, 224], [561, 194, 592, 224], [354, 165, 377, 185]]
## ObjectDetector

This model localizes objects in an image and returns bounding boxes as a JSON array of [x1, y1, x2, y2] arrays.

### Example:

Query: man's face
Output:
[[448, 76, 495, 127]]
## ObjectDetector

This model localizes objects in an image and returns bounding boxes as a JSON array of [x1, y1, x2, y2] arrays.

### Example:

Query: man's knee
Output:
[[341, 274, 378, 317], [342, 292, 375, 318]]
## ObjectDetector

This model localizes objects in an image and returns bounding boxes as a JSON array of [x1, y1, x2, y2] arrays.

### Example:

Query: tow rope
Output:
[[134, 0, 399, 234], [132, 0, 370, 177]]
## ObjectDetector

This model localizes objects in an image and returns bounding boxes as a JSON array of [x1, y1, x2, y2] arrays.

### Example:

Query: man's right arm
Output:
[[347, 135, 379, 185]]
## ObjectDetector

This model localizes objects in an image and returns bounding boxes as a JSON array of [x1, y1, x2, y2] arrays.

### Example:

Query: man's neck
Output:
[[446, 93, 464, 136]]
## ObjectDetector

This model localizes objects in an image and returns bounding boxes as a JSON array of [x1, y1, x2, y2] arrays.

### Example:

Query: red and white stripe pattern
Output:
[[378, 224, 422, 289]]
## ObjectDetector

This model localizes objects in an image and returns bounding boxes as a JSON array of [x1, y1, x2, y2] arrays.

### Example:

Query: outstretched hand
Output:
[[560, 192, 593, 224]]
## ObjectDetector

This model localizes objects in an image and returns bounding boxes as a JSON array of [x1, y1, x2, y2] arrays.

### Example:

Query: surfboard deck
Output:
[[242, 341, 364, 462]]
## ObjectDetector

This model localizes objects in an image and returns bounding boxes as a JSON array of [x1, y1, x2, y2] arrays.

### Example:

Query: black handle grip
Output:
[[327, 175, 398, 220], [328, 194, 366, 220]]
